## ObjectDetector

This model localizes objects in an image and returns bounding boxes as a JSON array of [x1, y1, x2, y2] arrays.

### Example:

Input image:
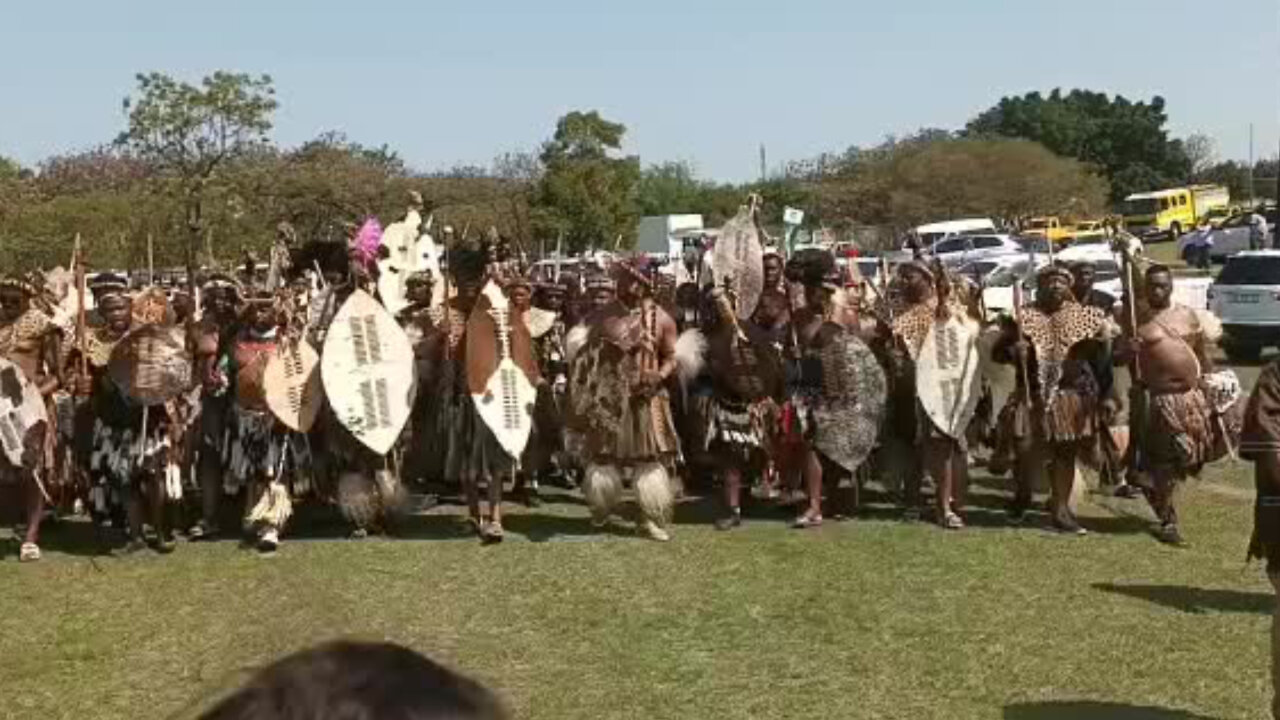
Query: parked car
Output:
[[925, 233, 1023, 267], [1021, 216, 1070, 244], [1177, 210, 1278, 262], [974, 256, 1046, 318], [1208, 251, 1280, 362]]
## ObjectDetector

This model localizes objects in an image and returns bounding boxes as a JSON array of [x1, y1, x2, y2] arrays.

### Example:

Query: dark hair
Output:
[[1145, 263, 1172, 280], [198, 641, 508, 720]]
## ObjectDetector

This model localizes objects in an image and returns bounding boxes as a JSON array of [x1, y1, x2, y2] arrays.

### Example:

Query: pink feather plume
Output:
[[350, 217, 384, 268]]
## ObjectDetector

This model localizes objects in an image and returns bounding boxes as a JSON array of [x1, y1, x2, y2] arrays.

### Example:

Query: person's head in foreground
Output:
[[199, 641, 508, 720]]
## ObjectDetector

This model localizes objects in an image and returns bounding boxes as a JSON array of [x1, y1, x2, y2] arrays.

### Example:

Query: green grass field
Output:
[[0, 457, 1272, 720]]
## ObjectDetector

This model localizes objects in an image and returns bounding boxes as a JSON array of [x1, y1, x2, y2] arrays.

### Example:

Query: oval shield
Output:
[[321, 290, 416, 455], [107, 325, 192, 406], [467, 281, 539, 460], [915, 316, 983, 440], [0, 358, 48, 467], [711, 206, 765, 321], [812, 327, 887, 473], [264, 341, 324, 433]]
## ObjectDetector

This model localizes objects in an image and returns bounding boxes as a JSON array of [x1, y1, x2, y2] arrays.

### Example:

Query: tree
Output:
[[116, 71, 278, 273], [1183, 133, 1217, 181], [966, 89, 1189, 200], [636, 161, 710, 216], [796, 136, 1107, 232], [0, 155, 21, 181], [532, 111, 641, 252]]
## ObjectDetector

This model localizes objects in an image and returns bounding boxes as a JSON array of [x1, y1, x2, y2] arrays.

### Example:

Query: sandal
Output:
[[19, 543, 41, 563], [188, 521, 220, 541], [480, 521, 505, 545], [791, 513, 823, 529]]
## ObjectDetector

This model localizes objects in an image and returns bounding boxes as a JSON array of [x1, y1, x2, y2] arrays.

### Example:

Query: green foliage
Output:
[[0, 155, 21, 180], [966, 89, 1189, 200], [533, 111, 641, 252], [799, 135, 1108, 233], [116, 71, 278, 267]]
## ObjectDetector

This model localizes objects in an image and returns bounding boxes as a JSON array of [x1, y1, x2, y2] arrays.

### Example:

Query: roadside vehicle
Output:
[[1176, 210, 1278, 262], [1121, 184, 1230, 242], [1208, 251, 1280, 362], [925, 233, 1023, 267], [911, 218, 998, 247], [1022, 216, 1070, 244]]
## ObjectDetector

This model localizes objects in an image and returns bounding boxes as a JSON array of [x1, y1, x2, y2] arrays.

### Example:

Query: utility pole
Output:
[[759, 144, 767, 183], [1247, 123, 1256, 205]]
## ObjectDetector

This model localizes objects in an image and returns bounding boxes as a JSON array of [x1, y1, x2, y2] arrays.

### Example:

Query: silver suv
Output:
[[1209, 251, 1280, 362]]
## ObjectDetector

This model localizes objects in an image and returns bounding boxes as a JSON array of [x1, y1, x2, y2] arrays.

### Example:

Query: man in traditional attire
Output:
[[426, 240, 523, 542], [762, 249, 786, 294], [1066, 261, 1133, 498], [188, 274, 241, 540], [704, 284, 783, 530], [992, 264, 1116, 535], [569, 258, 681, 541], [1116, 264, 1231, 545], [882, 259, 982, 529], [1242, 354, 1280, 718], [398, 270, 442, 490], [79, 288, 189, 552], [779, 251, 885, 528], [0, 273, 62, 561], [524, 278, 570, 494], [221, 291, 313, 552]]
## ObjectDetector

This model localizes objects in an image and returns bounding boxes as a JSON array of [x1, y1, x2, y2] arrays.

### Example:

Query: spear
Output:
[[74, 234, 88, 388]]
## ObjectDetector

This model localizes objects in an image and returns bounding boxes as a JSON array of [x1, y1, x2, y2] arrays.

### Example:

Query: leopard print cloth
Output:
[[890, 297, 976, 361], [0, 309, 55, 358], [1017, 302, 1105, 404]]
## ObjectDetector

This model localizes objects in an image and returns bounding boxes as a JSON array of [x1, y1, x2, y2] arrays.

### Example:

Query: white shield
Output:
[[916, 316, 982, 440], [321, 290, 416, 455]]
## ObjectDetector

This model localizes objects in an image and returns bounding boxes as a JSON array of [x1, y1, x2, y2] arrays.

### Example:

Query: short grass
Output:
[[0, 460, 1271, 720]]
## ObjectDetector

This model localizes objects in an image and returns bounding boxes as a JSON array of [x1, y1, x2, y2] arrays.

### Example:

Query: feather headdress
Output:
[[349, 217, 384, 270]]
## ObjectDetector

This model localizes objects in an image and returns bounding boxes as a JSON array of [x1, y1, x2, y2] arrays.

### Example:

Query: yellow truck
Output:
[[1121, 184, 1230, 241], [1022, 216, 1071, 244]]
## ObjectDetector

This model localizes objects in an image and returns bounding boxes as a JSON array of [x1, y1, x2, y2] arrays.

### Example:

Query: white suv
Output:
[[1209, 251, 1280, 362]]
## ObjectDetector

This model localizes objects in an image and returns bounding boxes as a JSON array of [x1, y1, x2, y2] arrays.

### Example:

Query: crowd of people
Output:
[[0, 194, 1272, 567]]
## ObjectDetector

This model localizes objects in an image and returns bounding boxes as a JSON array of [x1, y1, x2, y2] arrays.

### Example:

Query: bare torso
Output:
[[1136, 304, 1204, 394]]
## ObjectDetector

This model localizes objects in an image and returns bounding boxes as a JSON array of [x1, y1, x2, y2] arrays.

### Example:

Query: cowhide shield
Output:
[[466, 281, 540, 459], [321, 289, 415, 455], [108, 324, 192, 406], [264, 340, 323, 433], [0, 358, 47, 467], [916, 316, 983, 440], [376, 209, 423, 316], [711, 206, 765, 321], [811, 325, 887, 473]]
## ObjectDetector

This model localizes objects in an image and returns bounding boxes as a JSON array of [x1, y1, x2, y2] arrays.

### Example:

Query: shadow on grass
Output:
[[1092, 582, 1273, 615], [1004, 701, 1221, 719]]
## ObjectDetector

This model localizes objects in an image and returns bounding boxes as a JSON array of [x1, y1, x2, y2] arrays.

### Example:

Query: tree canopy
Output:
[[117, 71, 278, 269], [533, 111, 641, 252], [965, 89, 1189, 200]]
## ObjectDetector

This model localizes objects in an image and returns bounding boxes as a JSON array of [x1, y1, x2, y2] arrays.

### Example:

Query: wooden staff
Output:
[[73, 234, 88, 389], [1011, 282, 1033, 407]]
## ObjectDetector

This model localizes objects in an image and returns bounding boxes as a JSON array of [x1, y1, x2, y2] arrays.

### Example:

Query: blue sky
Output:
[[2, 0, 1276, 181]]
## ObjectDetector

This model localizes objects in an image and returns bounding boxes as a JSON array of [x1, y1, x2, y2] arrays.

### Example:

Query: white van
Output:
[[912, 218, 998, 247]]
